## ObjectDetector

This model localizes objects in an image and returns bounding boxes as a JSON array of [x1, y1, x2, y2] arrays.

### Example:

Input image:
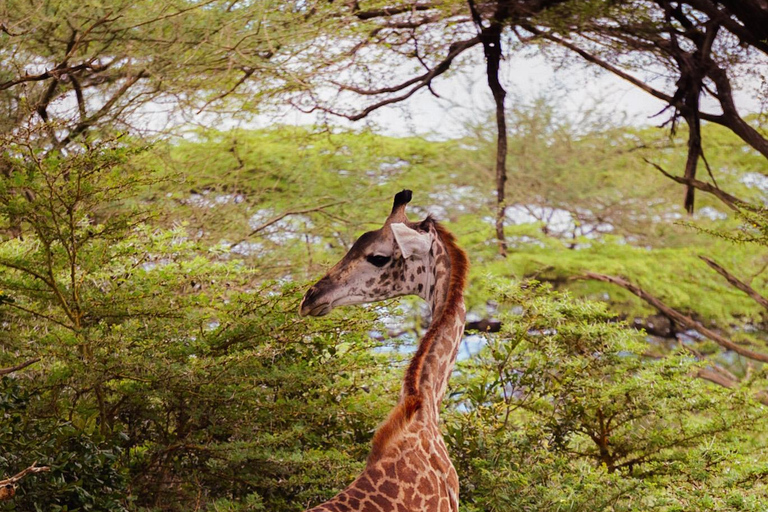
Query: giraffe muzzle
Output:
[[299, 286, 333, 317]]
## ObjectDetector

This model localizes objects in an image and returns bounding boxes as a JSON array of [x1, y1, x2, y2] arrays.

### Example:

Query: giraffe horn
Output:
[[386, 189, 412, 224]]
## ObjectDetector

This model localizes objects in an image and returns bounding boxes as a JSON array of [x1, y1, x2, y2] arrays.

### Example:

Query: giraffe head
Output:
[[300, 190, 435, 317]]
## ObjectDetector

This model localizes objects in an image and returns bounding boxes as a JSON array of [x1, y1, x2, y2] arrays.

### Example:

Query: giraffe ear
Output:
[[391, 223, 431, 259]]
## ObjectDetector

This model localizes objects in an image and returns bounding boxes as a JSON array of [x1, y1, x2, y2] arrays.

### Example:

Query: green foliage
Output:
[[478, 234, 766, 324], [447, 281, 768, 511], [0, 378, 128, 511], [1, 119, 767, 510], [142, 127, 482, 281], [0, 138, 400, 510]]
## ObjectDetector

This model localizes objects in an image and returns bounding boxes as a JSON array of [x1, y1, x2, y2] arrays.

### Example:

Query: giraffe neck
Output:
[[403, 222, 468, 413]]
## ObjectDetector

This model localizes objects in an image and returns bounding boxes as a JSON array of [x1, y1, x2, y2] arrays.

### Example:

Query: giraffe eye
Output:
[[366, 255, 391, 267]]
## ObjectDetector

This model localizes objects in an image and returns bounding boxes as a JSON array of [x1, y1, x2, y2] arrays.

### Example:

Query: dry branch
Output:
[[354, 3, 436, 20], [583, 272, 768, 364], [319, 36, 481, 122], [0, 463, 50, 501], [246, 201, 347, 238]]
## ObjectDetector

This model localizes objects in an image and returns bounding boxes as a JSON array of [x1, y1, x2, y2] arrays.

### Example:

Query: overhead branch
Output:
[[685, 0, 768, 54], [0, 358, 41, 377], [354, 3, 436, 20], [196, 67, 256, 114], [644, 159, 743, 211], [699, 256, 768, 310], [55, 70, 147, 149], [309, 36, 481, 121], [0, 61, 109, 92], [583, 272, 768, 364], [521, 25, 729, 125], [706, 63, 768, 159], [525, 11, 768, 162]]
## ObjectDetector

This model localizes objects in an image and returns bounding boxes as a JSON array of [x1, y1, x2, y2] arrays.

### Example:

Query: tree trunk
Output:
[[482, 21, 509, 256]]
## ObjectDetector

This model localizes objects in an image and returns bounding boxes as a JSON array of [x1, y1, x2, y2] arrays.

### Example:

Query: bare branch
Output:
[[583, 272, 768, 364], [644, 159, 744, 211], [699, 256, 768, 310], [317, 36, 481, 121], [229, 201, 349, 249], [55, 70, 147, 149], [521, 25, 726, 124], [354, 3, 436, 20], [0, 62, 108, 92], [248, 202, 345, 236], [196, 67, 256, 114]]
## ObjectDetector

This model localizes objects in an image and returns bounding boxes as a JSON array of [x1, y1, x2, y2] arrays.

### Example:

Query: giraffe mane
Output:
[[367, 219, 469, 464]]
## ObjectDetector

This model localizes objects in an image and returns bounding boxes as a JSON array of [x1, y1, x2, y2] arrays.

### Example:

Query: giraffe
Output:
[[299, 189, 469, 512]]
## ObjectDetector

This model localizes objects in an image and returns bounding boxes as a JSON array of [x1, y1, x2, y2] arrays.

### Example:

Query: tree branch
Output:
[[522, 25, 727, 124], [0, 358, 40, 376], [699, 256, 768, 310], [354, 3, 436, 20], [0, 463, 50, 501], [55, 70, 147, 149], [583, 272, 768, 364], [247, 201, 347, 238], [319, 36, 481, 121], [644, 159, 744, 211]]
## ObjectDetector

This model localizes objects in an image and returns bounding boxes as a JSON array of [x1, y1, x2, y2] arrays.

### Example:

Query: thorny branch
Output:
[[644, 159, 743, 211]]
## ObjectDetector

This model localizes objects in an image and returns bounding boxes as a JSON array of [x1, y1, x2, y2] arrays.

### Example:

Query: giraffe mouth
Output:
[[299, 300, 333, 317]]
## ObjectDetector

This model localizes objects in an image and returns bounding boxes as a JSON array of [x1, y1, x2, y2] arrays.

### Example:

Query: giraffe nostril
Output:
[[304, 286, 319, 302]]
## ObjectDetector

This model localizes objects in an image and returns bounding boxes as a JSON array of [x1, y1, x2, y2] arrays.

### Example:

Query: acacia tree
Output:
[[242, 0, 570, 256], [520, 1, 768, 389], [0, 0, 304, 151], [244, 1, 765, 254], [254, 1, 768, 390], [525, 0, 768, 212]]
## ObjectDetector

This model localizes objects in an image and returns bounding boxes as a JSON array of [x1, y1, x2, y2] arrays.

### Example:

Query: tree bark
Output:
[[487, 25, 509, 256], [470, 0, 510, 256]]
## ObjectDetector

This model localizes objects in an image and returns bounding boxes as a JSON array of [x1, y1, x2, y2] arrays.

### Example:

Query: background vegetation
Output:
[[1, 0, 768, 511]]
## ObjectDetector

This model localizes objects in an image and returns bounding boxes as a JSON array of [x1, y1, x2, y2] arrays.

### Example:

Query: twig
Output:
[[228, 200, 347, 249], [248, 201, 346, 237], [306, 36, 481, 122]]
